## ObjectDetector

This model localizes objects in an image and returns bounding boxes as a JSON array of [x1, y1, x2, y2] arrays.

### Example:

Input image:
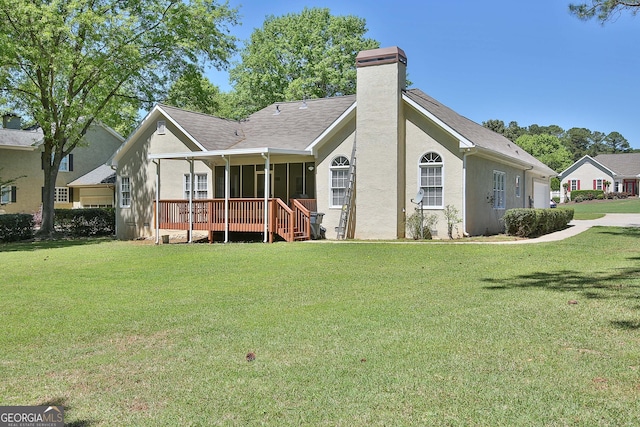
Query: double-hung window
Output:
[[120, 176, 131, 208], [330, 156, 349, 207], [493, 170, 506, 209], [419, 152, 443, 208], [1, 185, 12, 204], [184, 174, 208, 199]]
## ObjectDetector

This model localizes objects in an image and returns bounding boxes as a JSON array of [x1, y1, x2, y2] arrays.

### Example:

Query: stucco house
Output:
[[558, 153, 640, 202], [110, 46, 555, 242], [0, 114, 124, 214]]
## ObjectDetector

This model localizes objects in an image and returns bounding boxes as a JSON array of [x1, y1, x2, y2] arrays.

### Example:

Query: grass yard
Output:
[[1, 228, 640, 426], [565, 197, 640, 220]]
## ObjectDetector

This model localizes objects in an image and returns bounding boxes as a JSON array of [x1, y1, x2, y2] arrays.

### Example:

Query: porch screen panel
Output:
[[274, 164, 287, 200], [215, 166, 225, 198], [289, 163, 303, 198], [230, 166, 240, 198], [305, 162, 316, 198], [242, 165, 254, 198]]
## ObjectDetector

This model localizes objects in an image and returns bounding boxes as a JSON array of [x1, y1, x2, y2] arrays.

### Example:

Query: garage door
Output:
[[533, 180, 549, 208]]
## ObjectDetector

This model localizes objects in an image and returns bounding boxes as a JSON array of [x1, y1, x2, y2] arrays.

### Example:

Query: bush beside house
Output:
[[0, 214, 34, 242], [503, 208, 574, 238]]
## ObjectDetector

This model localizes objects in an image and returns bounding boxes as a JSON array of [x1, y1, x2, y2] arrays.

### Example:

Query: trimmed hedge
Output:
[[54, 208, 115, 236], [0, 214, 34, 242], [570, 190, 604, 202], [503, 208, 574, 238]]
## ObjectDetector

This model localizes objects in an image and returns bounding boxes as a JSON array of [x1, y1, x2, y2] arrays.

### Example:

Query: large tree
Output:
[[515, 134, 574, 172], [569, 0, 640, 22], [229, 7, 379, 115], [0, 0, 238, 235]]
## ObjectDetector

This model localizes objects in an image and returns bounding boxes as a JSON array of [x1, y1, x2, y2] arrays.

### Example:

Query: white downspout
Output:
[[223, 155, 230, 243], [188, 159, 194, 243], [154, 160, 160, 245], [462, 150, 470, 237], [262, 152, 270, 243]]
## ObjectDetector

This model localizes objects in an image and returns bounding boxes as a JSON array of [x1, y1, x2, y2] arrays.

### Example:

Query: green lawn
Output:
[[565, 197, 640, 220], [1, 229, 640, 426]]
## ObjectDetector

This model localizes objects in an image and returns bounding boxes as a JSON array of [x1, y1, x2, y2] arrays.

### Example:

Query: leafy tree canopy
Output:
[[515, 134, 574, 172], [569, 0, 640, 22], [0, 0, 238, 234], [230, 7, 379, 115]]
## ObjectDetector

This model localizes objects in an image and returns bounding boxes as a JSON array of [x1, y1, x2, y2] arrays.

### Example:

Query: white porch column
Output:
[[223, 155, 230, 243], [154, 160, 160, 245], [262, 153, 270, 243], [188, 159, 194, 243]]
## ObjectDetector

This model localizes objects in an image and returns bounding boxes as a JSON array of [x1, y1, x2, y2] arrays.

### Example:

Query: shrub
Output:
[[54, 208, 115, 237], [0, 214, 34, 242], [570, 189, 604, 201], [405, 210, 438, 240], [503, 208, 574, 238]]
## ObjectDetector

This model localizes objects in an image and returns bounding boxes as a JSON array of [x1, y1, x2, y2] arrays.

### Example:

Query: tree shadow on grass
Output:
[[482, 258, 640, 331], [37, 397, 96, 427], [594, 226, 640, 238], [0, 237, 113, 253]]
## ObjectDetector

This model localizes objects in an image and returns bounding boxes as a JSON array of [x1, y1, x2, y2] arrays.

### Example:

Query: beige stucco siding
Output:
[[115, 120, 213, 239], [404, 108, 464, 239], [465, 155, 530, 236], [314, 119, 356, 239]]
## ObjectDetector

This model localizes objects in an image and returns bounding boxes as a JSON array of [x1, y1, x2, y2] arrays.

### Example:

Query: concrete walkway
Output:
[[499, 213, 640, 244]]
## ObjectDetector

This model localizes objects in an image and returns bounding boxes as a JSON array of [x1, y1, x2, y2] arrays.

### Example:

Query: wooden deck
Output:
[[154, 198, 315, 242]]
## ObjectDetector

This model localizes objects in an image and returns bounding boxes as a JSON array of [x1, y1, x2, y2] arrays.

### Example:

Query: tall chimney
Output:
[[354, 47, 407, 239], [2, 114, 21, 130]]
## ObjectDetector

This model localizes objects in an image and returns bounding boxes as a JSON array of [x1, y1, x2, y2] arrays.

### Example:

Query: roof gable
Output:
[[559, 155, 614, 178], [404, 89, 555, 175]]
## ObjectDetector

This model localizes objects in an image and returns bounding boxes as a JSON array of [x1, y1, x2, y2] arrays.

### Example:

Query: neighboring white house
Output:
[[0, 115, 124, 214], [558, 153, 640, 202], [110, 46, 555, 242]]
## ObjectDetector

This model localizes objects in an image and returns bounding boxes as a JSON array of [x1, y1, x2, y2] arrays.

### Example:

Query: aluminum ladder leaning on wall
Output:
[[336, 135, 356, 240]]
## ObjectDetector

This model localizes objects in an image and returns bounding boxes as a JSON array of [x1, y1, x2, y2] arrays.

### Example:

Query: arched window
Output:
[[419, 152, 443, 208], [330, 156, 350, 207]]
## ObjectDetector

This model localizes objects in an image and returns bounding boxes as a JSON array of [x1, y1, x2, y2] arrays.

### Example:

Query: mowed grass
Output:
[[1, 229, 640, 426], [567, 197, 640, 220]]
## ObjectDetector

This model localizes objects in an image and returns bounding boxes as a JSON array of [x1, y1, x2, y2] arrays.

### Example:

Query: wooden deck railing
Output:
[[155, 198, 314, 242]]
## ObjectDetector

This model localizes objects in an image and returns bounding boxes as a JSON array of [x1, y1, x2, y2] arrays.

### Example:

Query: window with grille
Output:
[[330, 156, 349, 207], [419, 152, 443, 208], [184, 174, 208, 199]]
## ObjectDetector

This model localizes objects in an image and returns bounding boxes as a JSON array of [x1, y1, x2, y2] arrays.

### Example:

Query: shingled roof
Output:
[[0, 127, 43, 149], [158, 96, 356, 152], [404, 89, 555, 174], [593, 153, 640, 177]]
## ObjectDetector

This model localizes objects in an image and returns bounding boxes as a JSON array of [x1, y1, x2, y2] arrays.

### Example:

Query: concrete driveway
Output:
[[505, 213, 640, 244]]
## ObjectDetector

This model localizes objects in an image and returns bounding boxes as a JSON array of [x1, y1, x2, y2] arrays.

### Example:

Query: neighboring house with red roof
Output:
[[558, 153, 640, 202], [110, 46, 555, 242], [0, 115, 124, 214]]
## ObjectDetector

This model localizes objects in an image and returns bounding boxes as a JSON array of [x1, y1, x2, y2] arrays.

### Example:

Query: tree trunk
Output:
[[37, 148, 61, 237]]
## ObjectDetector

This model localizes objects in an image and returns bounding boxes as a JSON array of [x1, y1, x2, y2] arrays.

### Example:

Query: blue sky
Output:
[[206, 0, 640, 149]]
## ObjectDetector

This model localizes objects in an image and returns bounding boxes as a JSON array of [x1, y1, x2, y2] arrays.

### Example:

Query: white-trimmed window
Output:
[[330, 156, 349, 207], [419, 152, 443, 208], [59, 155, 69, 172], [1, 185, 13, 204], [594, 178, 604, 190], [120, 176, 131, 208], [54, 187, 69, 203], [184, 173, 208, 199], [569, 179, 580, 191], [515, 175, 521, 198], [493, 170, 506, 209]]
